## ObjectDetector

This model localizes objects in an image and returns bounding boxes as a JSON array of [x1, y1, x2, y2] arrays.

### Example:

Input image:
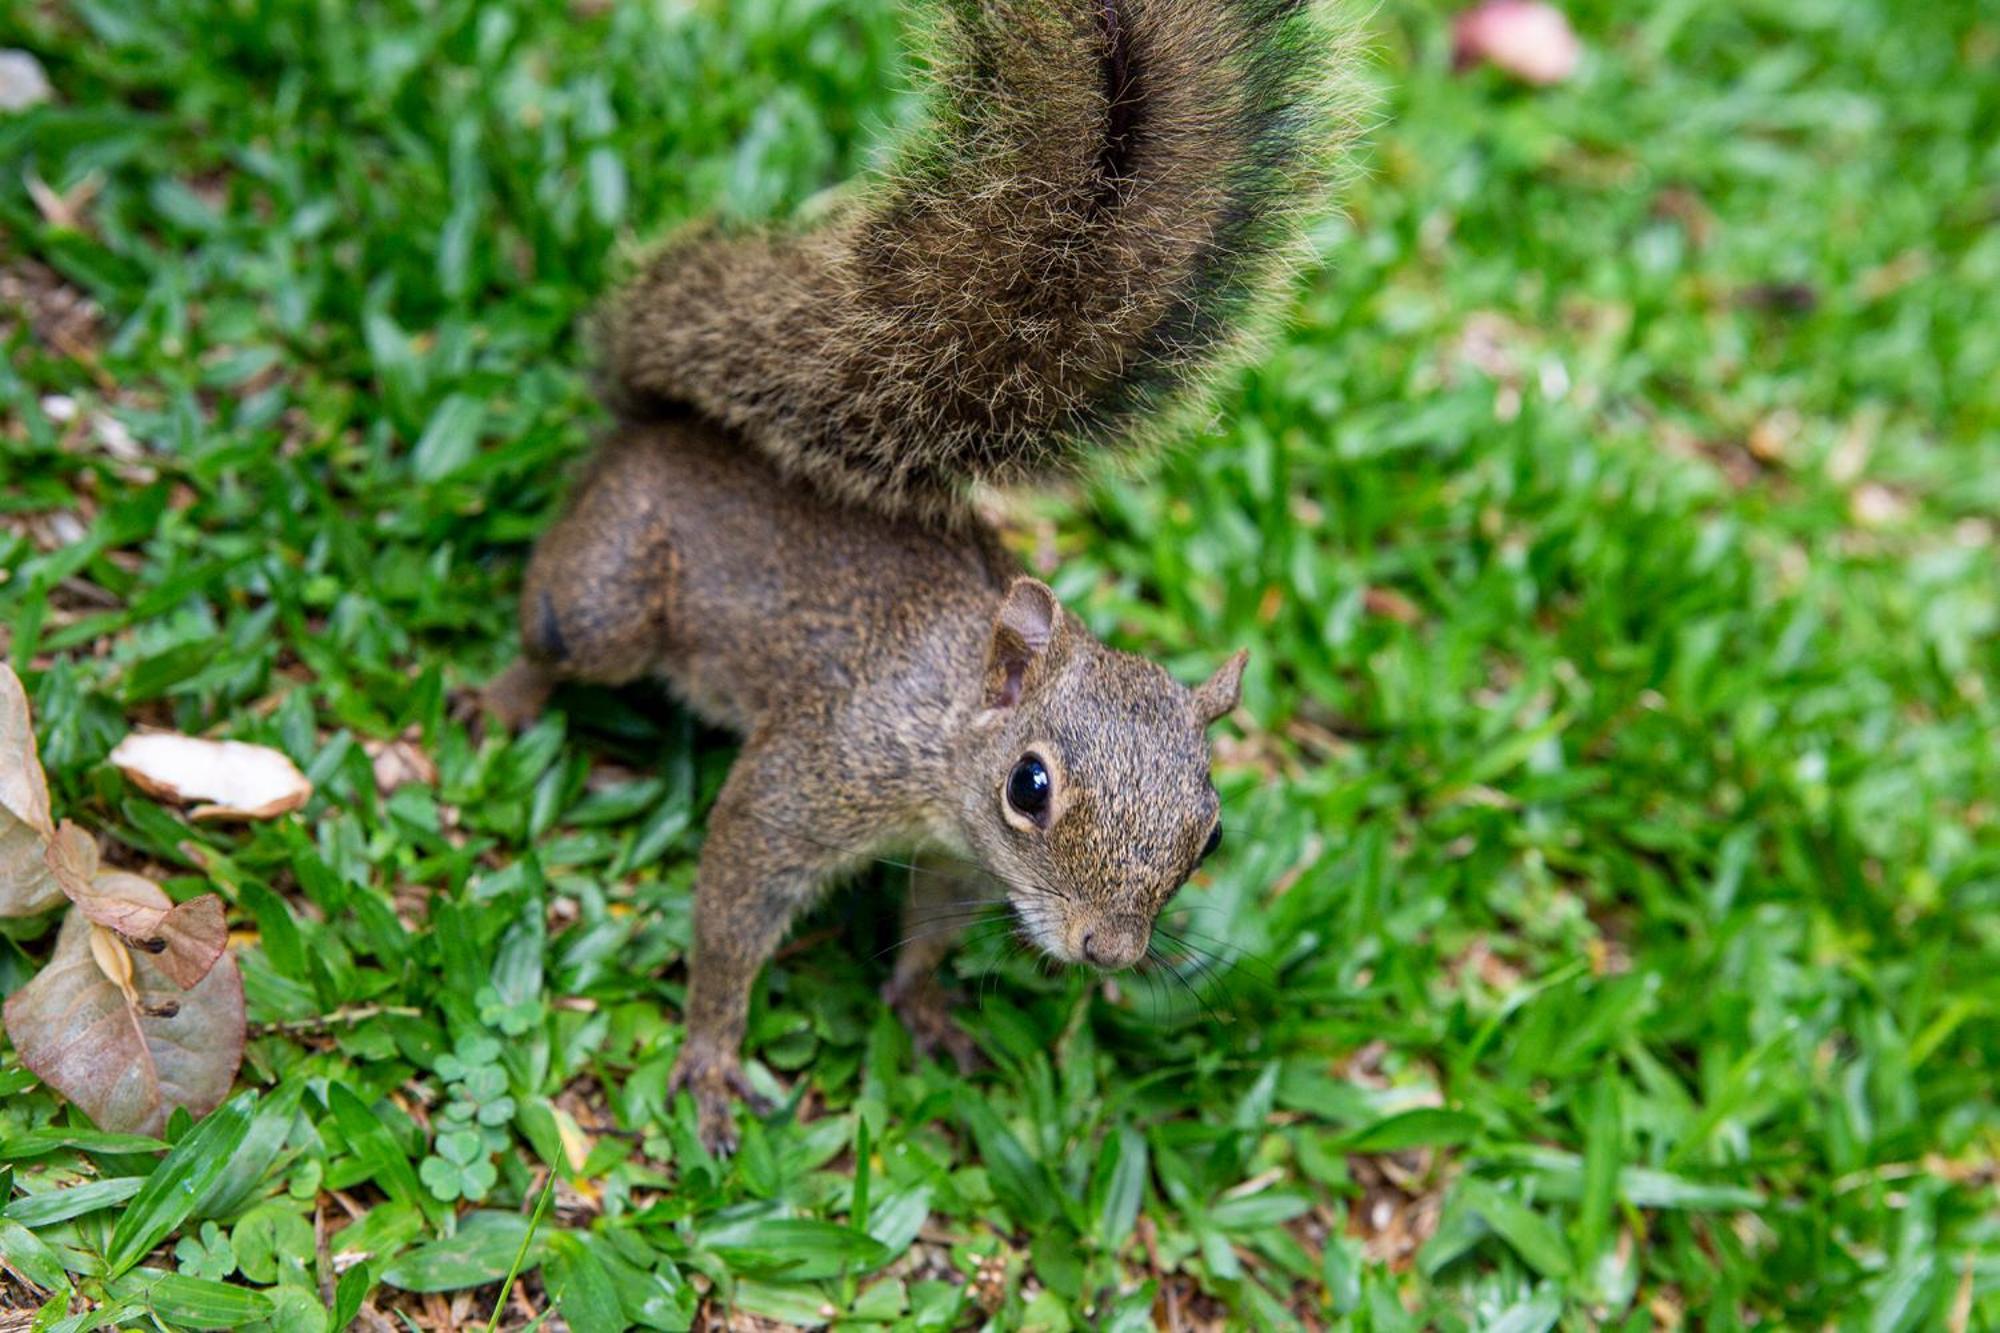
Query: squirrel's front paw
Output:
[[883, 977, 984, 1076], [668, 1041, 771, 1156], [481, 660, 553, 732]]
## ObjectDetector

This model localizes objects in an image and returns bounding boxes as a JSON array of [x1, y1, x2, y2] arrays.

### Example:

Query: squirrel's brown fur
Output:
[[605, 0, 1366, 524], [492, 0, 1365, 1152]]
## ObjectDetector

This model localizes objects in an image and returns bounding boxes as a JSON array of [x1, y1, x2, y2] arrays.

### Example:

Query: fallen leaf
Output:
[[0, 261, 102, 360], [41, 822, 224, 989], [41, 821, 225, 985], [44, 816, 97, 887], [0, 664, 63, 918], [0, 49, 52, 112], [89, 921, 140, 1005], [1453, 1, 1581, 86], [89, 873, 228, 989], [1746, 410, 1800, 464], [91, 410, 146, 464], [1363, 587, 1424, 624], [24, 170, 100, 233], [0, 668, 52, 832], [365, 737, 437, 796], [552, 1105, 594, 1173], [1849, 483, 1910, 529], [4, 875, 245, 1135], [110, 732, 312, 822]]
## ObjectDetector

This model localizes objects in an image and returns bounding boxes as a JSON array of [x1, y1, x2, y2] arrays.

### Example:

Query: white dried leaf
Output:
[[0, 50, 52, 113], [92, 411, 144, 462], [109, 732, 312, 822]]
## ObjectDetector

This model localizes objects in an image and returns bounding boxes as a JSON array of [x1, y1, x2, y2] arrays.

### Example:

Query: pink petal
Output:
[[1454, 1, 1582, 86]]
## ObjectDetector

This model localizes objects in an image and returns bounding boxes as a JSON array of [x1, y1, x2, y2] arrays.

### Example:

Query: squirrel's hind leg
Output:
[[484, 435, 682, 728]]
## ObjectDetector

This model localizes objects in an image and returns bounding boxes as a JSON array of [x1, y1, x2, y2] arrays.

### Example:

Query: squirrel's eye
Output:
[[1200, 823, 1222, 862], [1006, 756, 1051, 820]]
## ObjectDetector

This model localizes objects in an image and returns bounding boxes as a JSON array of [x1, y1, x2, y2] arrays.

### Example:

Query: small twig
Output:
[[573, 1118, 643, 1143], [314, 1197, 336, 1309], [511, 1278, 542, 1330], [250, 1004, 423, 1037]]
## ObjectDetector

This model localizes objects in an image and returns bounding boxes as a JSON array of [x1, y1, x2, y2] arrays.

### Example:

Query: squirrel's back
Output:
[[603, 0, 1369, 524]]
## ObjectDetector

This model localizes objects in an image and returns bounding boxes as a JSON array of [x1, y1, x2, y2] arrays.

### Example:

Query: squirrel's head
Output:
[[954, 578, 1244, 972]]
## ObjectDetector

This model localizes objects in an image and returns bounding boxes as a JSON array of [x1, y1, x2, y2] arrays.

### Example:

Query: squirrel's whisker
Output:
[[877, 912, 1018, 962], [1146, 932, 1236, 1010], [1143, 941, 1225, 1026], [1152, 923, 1276, 989], [1149, 927, 1246, 1000]]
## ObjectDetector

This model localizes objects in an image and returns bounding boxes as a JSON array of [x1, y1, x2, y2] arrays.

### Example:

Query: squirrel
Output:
[[486, 0, 1365, 1152]]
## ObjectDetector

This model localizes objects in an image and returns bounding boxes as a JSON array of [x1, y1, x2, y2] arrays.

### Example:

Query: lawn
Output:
[[1, 0, 1996, 1328]]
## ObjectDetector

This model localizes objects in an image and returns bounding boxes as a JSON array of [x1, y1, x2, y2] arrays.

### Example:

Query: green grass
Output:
[[2, 0, 1996, 1327]]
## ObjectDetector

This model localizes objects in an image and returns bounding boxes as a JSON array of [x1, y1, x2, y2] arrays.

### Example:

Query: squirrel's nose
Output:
[[1078, 922, 1145, 970]]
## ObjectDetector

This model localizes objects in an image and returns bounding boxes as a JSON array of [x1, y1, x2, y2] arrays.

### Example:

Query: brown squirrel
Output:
[[488, 0, 1364, 1151]]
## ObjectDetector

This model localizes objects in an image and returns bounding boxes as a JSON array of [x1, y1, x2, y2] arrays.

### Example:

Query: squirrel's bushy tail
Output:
[[604, 0, 1368, 522]]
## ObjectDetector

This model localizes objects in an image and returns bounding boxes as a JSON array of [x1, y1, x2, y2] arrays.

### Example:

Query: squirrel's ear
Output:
[[982, 578, 1062, 710], [1192, 649, 1248, 725]]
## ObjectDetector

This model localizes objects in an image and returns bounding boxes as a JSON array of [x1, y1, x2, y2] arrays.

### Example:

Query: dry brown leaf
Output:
[[0, 262, 103, 361], [44, 816, 97, 888], [1453, 1, 1582, 85], [366, 737, 438, 796], [0, 664, 63, 918], [3, 873, 245, 1135], [0, 667, 52, 833], [110, 731, 312, 821], [42, 821, 228, 990], [24, 170, 100, 233], [112, 874, 225, 986], [78, 871, 229, 991], [1747, 409, 1800, 465], [1363, 586, 1424, 625]]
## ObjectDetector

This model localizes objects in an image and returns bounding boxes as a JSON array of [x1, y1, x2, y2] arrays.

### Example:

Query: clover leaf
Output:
[[420, 1127, 497, 1202], [434, 1032, 502, 1083], [475, 983, 540, 1036], [174, 1221, 236, 1282]]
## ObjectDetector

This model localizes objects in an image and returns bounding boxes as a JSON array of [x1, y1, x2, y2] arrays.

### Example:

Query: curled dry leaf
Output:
[[3, 874, 245, 1135], [86, 873, 228, 990], [1452, 1, 1582, 86], [1363, 586, 1425, 625], [88, 920, 139, 1003], [0, 664, 63, 918], [110, 731, 312, 822], [366, 736, 438, 796], [44, 816, 97, 887], [43, 821, 229, 990]]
